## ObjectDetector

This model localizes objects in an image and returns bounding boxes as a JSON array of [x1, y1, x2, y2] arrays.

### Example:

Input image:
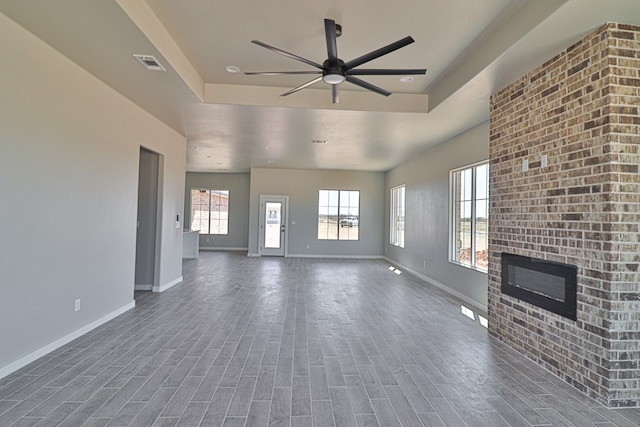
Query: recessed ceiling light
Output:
[[267, 160, 275, 164], [400, 76, 414, 83], [225, 65, 241, 73]]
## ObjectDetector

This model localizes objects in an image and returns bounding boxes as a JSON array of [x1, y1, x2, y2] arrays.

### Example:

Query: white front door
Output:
[[259, 195, 288, 256]]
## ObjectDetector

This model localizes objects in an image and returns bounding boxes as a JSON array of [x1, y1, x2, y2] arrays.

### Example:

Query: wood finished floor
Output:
[[1, 251, 639, 427]]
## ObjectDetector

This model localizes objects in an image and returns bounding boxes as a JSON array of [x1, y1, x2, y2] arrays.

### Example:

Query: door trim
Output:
[[258, 195, 289, 257]]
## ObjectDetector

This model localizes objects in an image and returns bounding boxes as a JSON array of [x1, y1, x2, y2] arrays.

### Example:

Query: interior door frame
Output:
[[135, 147, 164, 291], [258, 195, 289, 257]]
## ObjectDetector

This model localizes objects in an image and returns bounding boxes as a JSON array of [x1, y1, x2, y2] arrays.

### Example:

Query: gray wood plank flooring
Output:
[[2, 252, 640, 426]]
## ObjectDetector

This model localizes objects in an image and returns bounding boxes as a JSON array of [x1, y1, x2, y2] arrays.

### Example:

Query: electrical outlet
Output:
[[423, 260, 427, 269], [541, 154, 548, 168], [306, 244, 310, 249], [523, 159, 529, 172], [74, 299, 81, 312]]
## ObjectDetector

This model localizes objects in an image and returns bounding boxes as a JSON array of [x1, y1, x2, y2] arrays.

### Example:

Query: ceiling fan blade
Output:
[[346, 68, 427, 76], [252, 40, 323, 69], [245, 71, 322, 76], [344, 36, 415, 70], [332, 84, 339, 104], [324, 19, 339, 64], [281, 76, 323, 96], [346, 76, 391, 97]]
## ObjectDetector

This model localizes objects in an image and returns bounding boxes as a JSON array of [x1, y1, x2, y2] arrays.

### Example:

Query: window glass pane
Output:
[[319, 190, 359, 240], [191, 189, 210, 234], [399, 186, 405, 247], [476, 164, 488, 200], [338, 190, 359, 241], [461, 169, 472, 201], [209, 190, 229, 235], [264, 202, 282, 248], [459, 231, 472, 266], [390, 185, 405, 248], [190, 188, 229, 235], [450, 162, 489, 270], [318, 190, 338, 240]]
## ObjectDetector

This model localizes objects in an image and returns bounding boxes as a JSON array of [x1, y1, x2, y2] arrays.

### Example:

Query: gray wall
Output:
[[384, 122, 489, 310], [248, 168, 385, 257], [184, 172, 250, 249], [0, 12, 186, 375]]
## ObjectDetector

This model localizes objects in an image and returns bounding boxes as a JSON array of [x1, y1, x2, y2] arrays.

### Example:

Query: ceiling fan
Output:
[[245, 19, 427, 104]]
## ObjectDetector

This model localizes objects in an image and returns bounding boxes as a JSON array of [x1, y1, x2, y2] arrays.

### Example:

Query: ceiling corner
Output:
[[115, 0, 205, 101], [426, 0, 567, 111]]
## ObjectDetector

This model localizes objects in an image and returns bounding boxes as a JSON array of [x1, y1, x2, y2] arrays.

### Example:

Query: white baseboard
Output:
[[288, 254, 385, 259], [0, 300, 136, 380], [154, 276, 183, 293], [383, 257, 488, 313], [134, 284, 153, 291], [200, 247, 248, 251]]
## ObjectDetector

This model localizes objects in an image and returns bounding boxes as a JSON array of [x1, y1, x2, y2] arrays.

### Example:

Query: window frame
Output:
[[390, 185, 405, 248], [317, 189, 360, 241], [449, 161, 489, 272], [190, 188, 230, 235]]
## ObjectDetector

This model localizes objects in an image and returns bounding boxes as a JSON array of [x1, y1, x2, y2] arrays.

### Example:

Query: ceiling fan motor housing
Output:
[[322, 59, 346, 84]]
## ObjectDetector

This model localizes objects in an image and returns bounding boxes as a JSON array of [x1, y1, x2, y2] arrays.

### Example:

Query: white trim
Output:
[[288, 254, 384, 259], [0, 300, 136, 380], [134, 284, 153, 291], [258, 195, 289, 257], [199, 247, 248, 251], [154, 276, 183, 292], [383, 257, 488, 313]]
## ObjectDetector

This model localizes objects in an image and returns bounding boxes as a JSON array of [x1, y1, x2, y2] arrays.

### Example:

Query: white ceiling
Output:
[[1, 0, 639, 172]]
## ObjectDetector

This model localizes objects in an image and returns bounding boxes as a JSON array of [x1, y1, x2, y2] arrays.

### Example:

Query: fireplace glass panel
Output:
[[508, 265, 565, 302]]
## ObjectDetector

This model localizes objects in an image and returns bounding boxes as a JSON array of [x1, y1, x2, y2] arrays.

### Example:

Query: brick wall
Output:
[[488, 23, 640, 408]]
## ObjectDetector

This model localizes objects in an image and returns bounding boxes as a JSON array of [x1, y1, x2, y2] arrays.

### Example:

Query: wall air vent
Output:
[[133, 54, 166, 72]]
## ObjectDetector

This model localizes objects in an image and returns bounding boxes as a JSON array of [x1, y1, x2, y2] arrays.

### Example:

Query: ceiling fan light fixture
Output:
[[322, 73, 345, 85]]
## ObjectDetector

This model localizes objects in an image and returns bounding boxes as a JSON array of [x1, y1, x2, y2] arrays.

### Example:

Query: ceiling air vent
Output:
[[133, 54, 166, 72]]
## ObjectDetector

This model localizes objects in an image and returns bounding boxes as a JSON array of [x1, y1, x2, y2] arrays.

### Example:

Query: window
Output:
[[450, 162, 489, 270], [318, 190, 360, 240], [390, 185, 405, 247], [190, 189, 229, 235]]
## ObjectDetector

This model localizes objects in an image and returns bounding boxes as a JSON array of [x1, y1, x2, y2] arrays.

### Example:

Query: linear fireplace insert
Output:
[[501, 253, 577, 320]]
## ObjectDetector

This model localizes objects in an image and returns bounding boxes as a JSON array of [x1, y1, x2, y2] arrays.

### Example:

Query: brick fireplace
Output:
[[488, 23, 640, 408]]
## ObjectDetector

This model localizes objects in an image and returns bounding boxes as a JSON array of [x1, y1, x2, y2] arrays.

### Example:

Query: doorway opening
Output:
[[135, 147, 163, 291]]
